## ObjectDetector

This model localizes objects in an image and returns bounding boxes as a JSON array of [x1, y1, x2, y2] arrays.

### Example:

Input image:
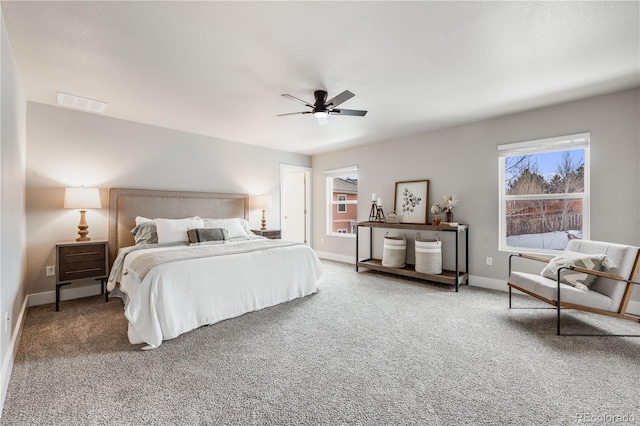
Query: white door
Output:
[[281, 165, 311, 244]]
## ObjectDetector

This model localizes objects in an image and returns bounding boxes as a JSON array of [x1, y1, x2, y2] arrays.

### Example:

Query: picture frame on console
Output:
[[394, 180, 429, 224]]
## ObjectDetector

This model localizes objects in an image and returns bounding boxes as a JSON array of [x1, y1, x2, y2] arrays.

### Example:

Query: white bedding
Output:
[[110, 240, 323, 349]]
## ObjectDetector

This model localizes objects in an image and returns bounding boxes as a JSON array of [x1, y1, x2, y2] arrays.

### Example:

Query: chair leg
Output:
[[508, 286, 512, 309]]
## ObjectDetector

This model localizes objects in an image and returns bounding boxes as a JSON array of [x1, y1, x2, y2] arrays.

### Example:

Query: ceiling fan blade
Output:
[[325, 90, 355, 108], [277, 111, 312, 117], [329, 108, 367, 116], [281, 94, 313, 108]]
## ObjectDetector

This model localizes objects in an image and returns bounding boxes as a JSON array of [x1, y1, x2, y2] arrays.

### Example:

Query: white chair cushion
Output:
[[509, 272, 613, 312]]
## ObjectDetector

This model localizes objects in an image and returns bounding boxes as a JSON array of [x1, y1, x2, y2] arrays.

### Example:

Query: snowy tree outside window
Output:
[[498, 133, 590, 253]]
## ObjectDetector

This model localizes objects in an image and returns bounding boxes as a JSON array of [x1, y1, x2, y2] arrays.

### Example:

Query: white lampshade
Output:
[[64, 187, 102, 209], [252, 194, 273, 210]]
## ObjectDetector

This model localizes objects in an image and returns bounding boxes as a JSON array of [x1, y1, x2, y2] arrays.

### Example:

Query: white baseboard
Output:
[[468, 275, 508, 292], [27, 282, 103, 307], [315, 251, 356, 264], [0, 295, 28, 417], [316, 255, 640, 316]]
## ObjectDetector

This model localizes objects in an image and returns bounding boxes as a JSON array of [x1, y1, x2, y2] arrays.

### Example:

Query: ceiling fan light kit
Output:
[[279, 89, 367, 125]]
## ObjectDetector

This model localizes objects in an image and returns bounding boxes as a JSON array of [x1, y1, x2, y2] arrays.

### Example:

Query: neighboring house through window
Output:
[[326, 166, 358, 236], [498, 133, 590, 253]]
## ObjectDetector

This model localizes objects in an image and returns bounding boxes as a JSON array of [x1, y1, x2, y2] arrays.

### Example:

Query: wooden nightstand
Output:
[[251, 229, 281, 239], [55, 240, 109, 311]]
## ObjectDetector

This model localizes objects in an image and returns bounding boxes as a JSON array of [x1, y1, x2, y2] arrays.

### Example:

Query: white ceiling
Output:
[[2, 1, 638, 155]]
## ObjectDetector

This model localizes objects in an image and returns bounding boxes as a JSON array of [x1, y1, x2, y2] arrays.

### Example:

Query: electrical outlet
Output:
[[320, 238, 324, 244], [485, 256, 493, 266], [5, 312, 10, 333], [46, 265, 55, 276]]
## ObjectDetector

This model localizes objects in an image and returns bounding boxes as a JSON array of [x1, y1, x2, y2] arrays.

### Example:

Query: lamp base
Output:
[[76, 210, 91, 242], [261, 209, 267, 231]]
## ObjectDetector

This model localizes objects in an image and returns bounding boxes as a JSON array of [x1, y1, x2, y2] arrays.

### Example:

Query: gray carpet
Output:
[[2, 260, 639, 425]]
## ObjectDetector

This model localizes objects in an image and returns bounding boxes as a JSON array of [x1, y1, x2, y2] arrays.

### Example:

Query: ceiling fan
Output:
[[278, 90, 367, 125]]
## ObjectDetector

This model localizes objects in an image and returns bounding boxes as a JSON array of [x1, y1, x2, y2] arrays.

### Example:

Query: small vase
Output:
[[445, 211, 453, 222], [432, 216, 441, 226]]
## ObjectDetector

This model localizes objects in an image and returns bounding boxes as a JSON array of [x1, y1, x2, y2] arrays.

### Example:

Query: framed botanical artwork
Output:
[[394, 180, 429, 224]]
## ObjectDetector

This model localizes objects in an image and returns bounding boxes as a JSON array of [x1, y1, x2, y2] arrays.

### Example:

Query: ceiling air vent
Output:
[[56, 92, 108, 114]]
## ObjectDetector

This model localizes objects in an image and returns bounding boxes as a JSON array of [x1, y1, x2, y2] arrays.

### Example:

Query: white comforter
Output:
[[110, 240, 322, 349]]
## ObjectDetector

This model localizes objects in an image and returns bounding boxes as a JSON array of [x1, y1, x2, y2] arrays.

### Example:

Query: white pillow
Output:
[[203, 218, 248, 239], [155, 217, 204, 244], [135, 216, 154, 225]]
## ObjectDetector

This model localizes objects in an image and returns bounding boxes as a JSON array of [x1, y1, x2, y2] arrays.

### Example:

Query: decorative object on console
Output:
[[369, 193, 378, 222], [431, 194, 458, 223], [385, 211, 399, 224], [382, 233, 406, 268], [375, 198, 385, 222], [64, 186, 102, 242], [415, 233, 442, 275], [252, 194, 273, 230], [441, 194, 458, 222], [394, 180, 429, 224], [430, 202, 443, 225]]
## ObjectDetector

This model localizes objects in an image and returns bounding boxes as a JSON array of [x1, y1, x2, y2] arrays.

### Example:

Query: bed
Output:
[[107, 188, 322, 349]]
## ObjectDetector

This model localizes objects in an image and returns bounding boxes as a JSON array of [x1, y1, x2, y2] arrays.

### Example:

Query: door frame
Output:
[[280, 164, 312, 245]]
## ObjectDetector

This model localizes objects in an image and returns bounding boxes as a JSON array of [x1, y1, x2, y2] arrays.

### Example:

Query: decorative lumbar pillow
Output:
[[155, 217, 204, 244], [541, 251, 608, 291], [130, 222, 158, 245], [187, 228, 229, 245], [202, 218, 248, 239]]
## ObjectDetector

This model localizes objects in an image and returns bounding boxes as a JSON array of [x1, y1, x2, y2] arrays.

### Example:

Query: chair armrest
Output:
[[561, 265, 640, 286], [517, 253, 552, 264], [508, 253, 552, 276], [563, 265, 624, 281]]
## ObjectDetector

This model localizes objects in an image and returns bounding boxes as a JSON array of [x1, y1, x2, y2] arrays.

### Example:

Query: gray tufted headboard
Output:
[[108, 188, 249, 264]]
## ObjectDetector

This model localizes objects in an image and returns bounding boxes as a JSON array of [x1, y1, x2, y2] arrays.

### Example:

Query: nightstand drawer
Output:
[[58, 260, 107, 280], [58, 244, 106, 265]]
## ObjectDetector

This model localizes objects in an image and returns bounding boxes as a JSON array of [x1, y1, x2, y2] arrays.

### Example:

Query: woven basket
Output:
[[382, 233, 406, 268], [415, 233, 442, 275]]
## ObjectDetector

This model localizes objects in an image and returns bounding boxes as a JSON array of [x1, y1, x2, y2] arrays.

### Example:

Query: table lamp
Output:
[[64, 187, 102, 241], [252, 195, 273, 231]]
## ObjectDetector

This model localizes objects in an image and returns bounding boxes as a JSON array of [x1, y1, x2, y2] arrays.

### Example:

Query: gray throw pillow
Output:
[[541, 251, 607, 291], [187, 227, 229, 245], [130, 222, 158, 245]]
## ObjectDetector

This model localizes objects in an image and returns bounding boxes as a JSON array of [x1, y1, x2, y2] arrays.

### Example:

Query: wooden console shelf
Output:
[[356, 221, 469, 291]]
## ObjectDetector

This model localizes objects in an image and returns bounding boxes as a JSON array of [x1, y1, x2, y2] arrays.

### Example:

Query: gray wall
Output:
[[0, 7, 27, 409], [312, 88, 640, 302], [25, 102, 310, 297]]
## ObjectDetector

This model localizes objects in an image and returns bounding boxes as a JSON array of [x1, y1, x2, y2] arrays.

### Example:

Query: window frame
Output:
[[325, 166, 358, 238], [498, 133, 590, 254]]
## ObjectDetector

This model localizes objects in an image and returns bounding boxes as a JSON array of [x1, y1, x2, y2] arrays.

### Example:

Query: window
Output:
[[498, 133, 590, 253], [337, 195, 347, 213], [326, 166, 358, 236]]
